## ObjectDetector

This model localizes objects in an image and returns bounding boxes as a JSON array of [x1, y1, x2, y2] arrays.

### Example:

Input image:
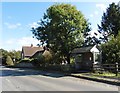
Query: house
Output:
[[71, 45, 102, 70], [21, 44, 44, 59]]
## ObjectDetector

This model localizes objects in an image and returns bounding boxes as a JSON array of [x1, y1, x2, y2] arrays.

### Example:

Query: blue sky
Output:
[[1, 1, 119, 51]]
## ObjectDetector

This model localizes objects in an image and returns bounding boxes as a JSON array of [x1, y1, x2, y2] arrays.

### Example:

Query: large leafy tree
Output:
[[98, 2, 120, 42], [32, 3, 90, 64]]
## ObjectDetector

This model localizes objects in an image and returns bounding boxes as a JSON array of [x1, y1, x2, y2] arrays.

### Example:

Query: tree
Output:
[[6, 56, 14, 66], [0, 49, 8, 65], [0, 49, 8, 58], [32, 3, 90, 64], [101, 31, 120, 64], [98, 2, 120, 42], [83, 25, 101, 46], [13, 50, 21, 61], [8, 50, 21, 61], [0, 49, 21, 65]]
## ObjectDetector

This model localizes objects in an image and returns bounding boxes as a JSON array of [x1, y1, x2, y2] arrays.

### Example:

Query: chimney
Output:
[[31, 44, 33, 47]]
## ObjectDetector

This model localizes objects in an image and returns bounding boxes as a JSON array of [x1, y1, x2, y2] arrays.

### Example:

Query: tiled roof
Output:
[[22, 46, 44, 57]]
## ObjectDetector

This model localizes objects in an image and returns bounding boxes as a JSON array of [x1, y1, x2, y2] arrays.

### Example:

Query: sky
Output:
[[1, 0, 119, 51]]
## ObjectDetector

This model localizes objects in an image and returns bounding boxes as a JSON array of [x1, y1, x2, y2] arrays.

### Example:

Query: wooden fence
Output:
[[93, 62, 120, 76]]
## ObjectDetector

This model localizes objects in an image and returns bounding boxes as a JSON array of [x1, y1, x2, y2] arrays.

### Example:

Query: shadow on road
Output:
[[1, 67, 66, 78]]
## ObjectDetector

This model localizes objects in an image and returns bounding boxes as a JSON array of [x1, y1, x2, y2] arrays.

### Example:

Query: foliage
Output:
[[0, 49, 8, 58], [19, 58, 31, 63], [0, 49, 8, 65], [42, 50, 53, 63], [83, 24, 100, 46], [98, 2, 120, 42], [8, 50, 21, 61], [32, 3, 90, 64], [84, 2, 120, 45], [6, 56, 14, 66], [84, 35, 101, 46], [101, 32, 120, 64], [0, 49, 21, 65], [31, 54, 45, 67], [61, 64, 72, 72]]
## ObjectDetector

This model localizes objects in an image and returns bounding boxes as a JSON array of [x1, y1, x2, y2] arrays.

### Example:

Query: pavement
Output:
[[32, 68, 120, 86], [70, 73, 120, 86], [0, 66, 119, 92]]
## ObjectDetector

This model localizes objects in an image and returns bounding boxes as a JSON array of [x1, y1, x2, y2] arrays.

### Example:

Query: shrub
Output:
[[31, 55, 45, 67], [6, 56, 14, 66], [19, 58, 31, 63], [42, 50, 53, 63], [61, 64, 71, 72], [32, 50, 53, 67]]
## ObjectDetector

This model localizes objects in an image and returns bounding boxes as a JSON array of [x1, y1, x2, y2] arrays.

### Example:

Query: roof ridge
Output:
[[22, 46, 44, 57], [75, 45, 94, 49], [31, 50, 44, 57]]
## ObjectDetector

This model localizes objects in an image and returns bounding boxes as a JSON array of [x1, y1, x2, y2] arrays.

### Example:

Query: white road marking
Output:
[[5, 78, 12, 84]]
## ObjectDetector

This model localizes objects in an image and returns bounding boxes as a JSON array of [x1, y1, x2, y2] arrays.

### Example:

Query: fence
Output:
[[93, 62, 120, 76]]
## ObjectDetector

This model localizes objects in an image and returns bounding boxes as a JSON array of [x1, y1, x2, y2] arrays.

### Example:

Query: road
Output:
[[0, 66, 118, 92]]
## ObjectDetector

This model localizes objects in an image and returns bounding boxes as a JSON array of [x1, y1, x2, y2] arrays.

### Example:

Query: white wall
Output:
[[90, 45, 99, 53]]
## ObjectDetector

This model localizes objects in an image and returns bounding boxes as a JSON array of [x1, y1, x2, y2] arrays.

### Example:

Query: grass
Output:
[[92, 72, 120, 78], [71, 71, 120, 80]]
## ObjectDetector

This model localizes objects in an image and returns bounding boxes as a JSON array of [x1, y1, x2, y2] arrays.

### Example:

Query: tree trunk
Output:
[[66, 54, 70, 64]]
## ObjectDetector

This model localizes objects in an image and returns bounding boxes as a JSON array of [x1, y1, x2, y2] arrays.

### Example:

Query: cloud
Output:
[[89, 11, 99, 18], [18, 36, 39, 46], [6, 39, 15, 44], [94, 11, 99, 15], [89, 4, 106, 18], [90, 14, 94, 18], [96, 4, 107, 12], [28, 22, 39, 28], [4, 22, 21, 29], [3, 36, 40, 51], [89, 3, 107, 18]]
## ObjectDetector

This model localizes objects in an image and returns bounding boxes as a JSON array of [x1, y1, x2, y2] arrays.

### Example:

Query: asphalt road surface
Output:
[[0, 66, 119, 92]]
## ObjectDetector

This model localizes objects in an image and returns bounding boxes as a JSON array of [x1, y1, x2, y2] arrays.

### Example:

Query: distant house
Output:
[[71, 45, 102, 70], [21, 44, 44, 59]]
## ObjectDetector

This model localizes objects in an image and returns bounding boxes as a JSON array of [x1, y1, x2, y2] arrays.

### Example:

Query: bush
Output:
[[31, 50, 53, 67], [31, 55, 45, 67], [61, 64, 71, 72], [19, 58, 31, 63], [6, 56, 14, 66], [42, 50, 53, 63]]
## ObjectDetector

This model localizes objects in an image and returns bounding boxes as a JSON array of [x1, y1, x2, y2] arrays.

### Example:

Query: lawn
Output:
[[92, 72, 120, 78], [71, 72, 120, 80]]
